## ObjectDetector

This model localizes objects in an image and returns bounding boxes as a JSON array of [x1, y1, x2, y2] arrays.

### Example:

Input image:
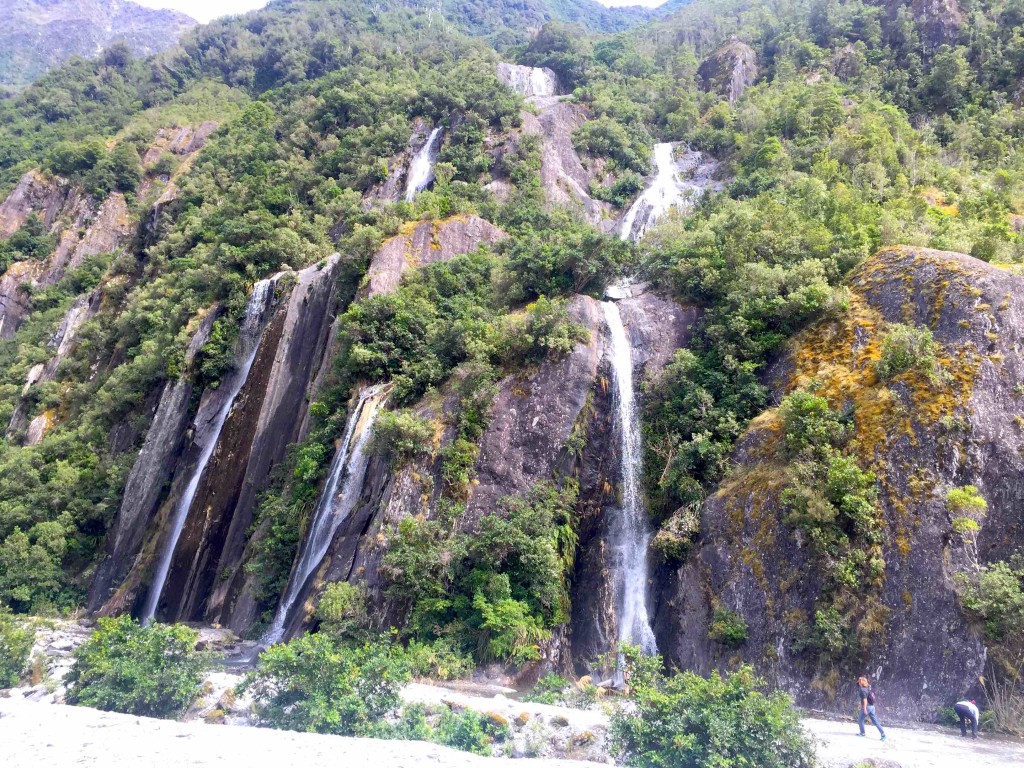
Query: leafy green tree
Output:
[[611, 653, 816, 768], [0, 605, 32, 688], [241, 634, 409, 736], [65, 617, 206, 718]]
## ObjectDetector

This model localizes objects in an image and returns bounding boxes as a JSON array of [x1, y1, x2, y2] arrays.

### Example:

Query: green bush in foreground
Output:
[[0, 605, 33, 688], [241, 633, 410, 736], [611, 648, 816, 768], [65, 616, 206, 718]]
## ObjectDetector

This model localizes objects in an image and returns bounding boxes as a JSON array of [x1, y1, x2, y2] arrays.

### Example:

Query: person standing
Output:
[[856, 676, 887, 741], [953, 699, 980, 739]]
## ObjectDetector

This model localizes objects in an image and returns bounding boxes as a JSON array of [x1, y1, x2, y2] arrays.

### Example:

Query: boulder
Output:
[[698, 38, 757, 103]]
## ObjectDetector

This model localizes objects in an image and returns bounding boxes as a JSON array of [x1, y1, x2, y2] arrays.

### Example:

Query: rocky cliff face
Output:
[[657, 247, 1023, 719], [92, 258, 343, 627], [697, 38, 757, 104], [1, 0, 196, 91], [363, 215, 507, 298]]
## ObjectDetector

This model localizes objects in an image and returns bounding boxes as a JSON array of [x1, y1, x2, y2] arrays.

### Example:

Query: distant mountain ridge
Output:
[[0, 0, 197, 93]]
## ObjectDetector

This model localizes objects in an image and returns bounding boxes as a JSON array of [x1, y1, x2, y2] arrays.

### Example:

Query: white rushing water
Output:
[[403, 127, 442, 202], [141, 279, 275, 623], [602, 301, 658, 655], [262, 384, 389, 646], [620, 143, 718, 242], [495, 63, 560, 98]]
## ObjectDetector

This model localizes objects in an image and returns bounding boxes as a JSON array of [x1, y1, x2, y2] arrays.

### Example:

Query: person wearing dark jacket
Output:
[[953, 699, 980, 738], [856, 676, 886, 741]]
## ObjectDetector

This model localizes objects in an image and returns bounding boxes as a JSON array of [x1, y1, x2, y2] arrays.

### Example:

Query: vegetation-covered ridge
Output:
[[1, 0, 1024, 736]]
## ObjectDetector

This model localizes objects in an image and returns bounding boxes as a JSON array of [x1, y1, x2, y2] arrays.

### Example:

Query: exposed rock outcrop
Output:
[[363, 215, 507, 298], [907, 0, 964, 53], [697, 38, 757, 103], [95, 258, 342, 627], [658, 247, 1024, 719], [0, 179, 132, 339], [521, 101, 612, 230]]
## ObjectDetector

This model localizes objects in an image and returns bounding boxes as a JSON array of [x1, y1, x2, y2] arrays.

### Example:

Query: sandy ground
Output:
[[0, 697, 608, 768], [807, 717, 1024, 768], [4, 691, 1024, 768]]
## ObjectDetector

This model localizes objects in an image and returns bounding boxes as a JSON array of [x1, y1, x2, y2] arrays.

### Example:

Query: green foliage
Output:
[[0, 215, 56, 274], [402, 637, 474, 681], [382, 481, 578, 663], [0, 522, 68, 613], [0, 605, 32, 688], [315, 582, 369, 641], [708, 607, 749, 649], [434, 708, 508, 755], [959, 558, 1024, 650], [372, 410, 435, 467], [498, 220, 632, 303], [241, 633, 409, 736], [779, 388, 850, 460], [522, 672, 573, 705], [65, 617, 206, 719], [875, 323, 941, 381], [573, 116, 651, 175], [611, 653, 816, 768]]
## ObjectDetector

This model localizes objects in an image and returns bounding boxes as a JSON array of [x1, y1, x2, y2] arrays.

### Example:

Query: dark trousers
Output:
[[858, 705, 885, 737], [954, 703, 978, 737]]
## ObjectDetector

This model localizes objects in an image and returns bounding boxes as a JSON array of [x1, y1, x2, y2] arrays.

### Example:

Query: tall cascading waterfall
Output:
[[602, 301, 658, 655], [620, 143, 718, 242], [495, 63, 561, 98], [403, 127, 442, 202], [262, 384, 389, 646], [140, 278, 275, 623]]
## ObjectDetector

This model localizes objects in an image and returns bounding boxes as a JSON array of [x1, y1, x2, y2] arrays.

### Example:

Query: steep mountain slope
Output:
[[2, 0, 1024, 730], [0, 0, 197, 93]]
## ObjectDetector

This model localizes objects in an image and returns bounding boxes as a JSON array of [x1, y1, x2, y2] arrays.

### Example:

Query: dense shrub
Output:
[[611, 651, 816, 768], [372, 410, 435, 467], [242, 633, 409, 736], [65, 617, 206, 718], [0, 605, 32, 688], [708, 607, 749, 649], [875, 323, 941, 381]]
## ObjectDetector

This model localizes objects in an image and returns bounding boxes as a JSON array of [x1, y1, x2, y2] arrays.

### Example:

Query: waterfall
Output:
[[404, 127, 442, 202], [496, 63, 561, 98], [620, 143, 718, 242], [141, 278, 275, 623], [262, 384, 388, 646], [602, 301, 658, 655]]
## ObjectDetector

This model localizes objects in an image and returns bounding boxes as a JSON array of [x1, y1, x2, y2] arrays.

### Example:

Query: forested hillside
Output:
[[1, 0, 1023, 736]]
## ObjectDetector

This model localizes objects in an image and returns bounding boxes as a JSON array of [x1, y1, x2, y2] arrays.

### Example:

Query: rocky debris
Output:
[[658, 246, 1024, 719], [4, 618, 91, 705], [521, 101, 611, 229], [496, 64, 562, 98], [364, 215, 507, 298], [697, 38, 758, 103], [402, 683, 612, 762]]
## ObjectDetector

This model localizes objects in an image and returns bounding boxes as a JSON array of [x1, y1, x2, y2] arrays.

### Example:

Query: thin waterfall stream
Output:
[[620, 142, 720, 242], [602, 301, 658, 655], [141, 278, 275, 623], [262, 384, 389, 646], [404, 127, 442, 202]]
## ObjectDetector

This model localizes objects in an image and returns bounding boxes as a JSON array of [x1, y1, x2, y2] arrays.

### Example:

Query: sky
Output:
[[133, 0, 270, 24]]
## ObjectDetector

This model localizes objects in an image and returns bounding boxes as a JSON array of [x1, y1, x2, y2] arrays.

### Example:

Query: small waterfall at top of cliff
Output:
[[619, 143, 719, 242], [262, 384, 389, 646], [495, 63, 561, 98], [602, 301, 658, 655], [404, 127, 442, 202], [141, 278, 275, 623]]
